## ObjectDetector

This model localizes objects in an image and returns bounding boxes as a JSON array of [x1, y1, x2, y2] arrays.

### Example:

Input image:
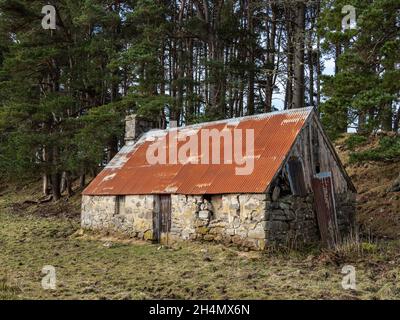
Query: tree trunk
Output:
[[42, 147, 50, 196], [265, 4, 278, 113], [186, 38, 195, 123], [335, 44, 342, 75], [51, 172, 61, 201], [107, 136, 119, 163], [79, 173, 86, 188], [60, 171, 67, 194], [381, 102, 393, 131], [308, 9, 315, 108], [394, 107, 400, 132], [193, 0, 225, 118], [358, 112, 367, 134], [47, 145, 61, 201], [292, 2, 305, 109], [247, 0, 255, 115], [65, 171, 74, 197], [284, 6, 294, 109], [316, 35, 322, 111], [316, 0, 322, 112], [209, 39, 224, 117], [42, 174, 50, 196]]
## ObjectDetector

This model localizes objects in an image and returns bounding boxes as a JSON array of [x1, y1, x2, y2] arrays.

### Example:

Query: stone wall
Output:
[[169, 194, 268, 250], [266, 195, 319, 247], [81, 195, 116, 230], [335, 192, 356, 239], [265, 192, 356, 247], [81, 195, 155, 240], [82, 191, 355, 250], [125, 195, 155, 239], [170, 195, 201, 241]]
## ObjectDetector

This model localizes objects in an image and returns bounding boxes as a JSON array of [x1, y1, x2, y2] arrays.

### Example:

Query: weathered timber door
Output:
[[153, 195, 171, 243], [286, 157, 308, 196], [311, 172, 339, 248]]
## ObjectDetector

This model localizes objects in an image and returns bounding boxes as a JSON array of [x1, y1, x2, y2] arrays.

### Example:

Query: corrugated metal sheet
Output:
[[83, 108, 313, 195], [311, 172, 340, 248]]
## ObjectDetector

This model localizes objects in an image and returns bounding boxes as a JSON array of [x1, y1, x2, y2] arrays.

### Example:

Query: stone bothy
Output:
[[82, 108, 356, 250]]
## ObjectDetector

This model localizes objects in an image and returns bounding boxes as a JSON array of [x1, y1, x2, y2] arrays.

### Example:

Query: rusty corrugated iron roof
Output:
[[83, 108, 313, 195]]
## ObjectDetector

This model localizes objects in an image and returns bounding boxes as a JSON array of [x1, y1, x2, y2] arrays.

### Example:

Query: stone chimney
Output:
[[125, 114, 159, 144]]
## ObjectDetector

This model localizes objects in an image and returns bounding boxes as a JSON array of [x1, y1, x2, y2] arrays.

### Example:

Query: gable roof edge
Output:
[[264, 108, 316, 193], [311, 113, 357, 193]]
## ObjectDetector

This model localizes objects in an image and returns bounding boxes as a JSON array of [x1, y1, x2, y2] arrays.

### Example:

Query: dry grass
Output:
[[0, 206, 399, 300], [334, 134, 400, 239]]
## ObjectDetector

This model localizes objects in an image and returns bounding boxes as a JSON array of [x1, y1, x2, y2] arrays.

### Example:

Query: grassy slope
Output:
[[0, 134, 399, 300], [334, 134, 400, 239]]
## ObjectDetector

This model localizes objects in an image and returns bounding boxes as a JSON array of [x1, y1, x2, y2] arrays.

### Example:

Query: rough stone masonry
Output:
[[81, 191, 355, 250]]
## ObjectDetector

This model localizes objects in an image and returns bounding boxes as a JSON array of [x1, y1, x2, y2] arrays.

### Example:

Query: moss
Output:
[[143, 230, 153, 241], [196, 226, 210, 235]]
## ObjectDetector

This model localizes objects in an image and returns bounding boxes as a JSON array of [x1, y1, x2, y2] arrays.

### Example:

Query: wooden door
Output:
[[311, 172, 339, 248], [160, 195, 171, 233], [286, 157, 308, 196], [153, 195, 171, 243]]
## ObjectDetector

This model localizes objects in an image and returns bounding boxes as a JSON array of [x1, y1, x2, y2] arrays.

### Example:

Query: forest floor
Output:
[[0, 133, 399, 300]]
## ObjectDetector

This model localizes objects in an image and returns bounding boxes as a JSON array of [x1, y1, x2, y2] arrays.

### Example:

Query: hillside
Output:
[[334, 134, 400, 239]]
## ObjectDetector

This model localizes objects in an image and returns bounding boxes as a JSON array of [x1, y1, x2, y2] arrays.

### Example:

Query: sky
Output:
[[272, 56, 336, 111]]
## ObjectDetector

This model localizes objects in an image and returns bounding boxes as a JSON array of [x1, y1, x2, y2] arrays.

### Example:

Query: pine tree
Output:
[[0, 0, 126, 198], [319, 0, 400, 138]]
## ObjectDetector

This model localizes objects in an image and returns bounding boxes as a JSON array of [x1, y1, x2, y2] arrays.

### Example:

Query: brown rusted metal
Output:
[[83, 108, 313, 196], [311, 172, 339, 248]]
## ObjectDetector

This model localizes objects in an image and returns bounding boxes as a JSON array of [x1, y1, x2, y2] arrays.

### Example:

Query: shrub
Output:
[[349, 136, 400, 163], [345, 134, 368, 151]]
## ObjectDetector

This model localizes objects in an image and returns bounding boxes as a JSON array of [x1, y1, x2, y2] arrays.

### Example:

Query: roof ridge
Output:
[[141, 107, 314, 139]]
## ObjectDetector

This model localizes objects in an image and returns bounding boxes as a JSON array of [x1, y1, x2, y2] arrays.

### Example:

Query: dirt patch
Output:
[[8, 197, 80, 219], [31, 200, 80, 219], [1, 180, 81, 220]]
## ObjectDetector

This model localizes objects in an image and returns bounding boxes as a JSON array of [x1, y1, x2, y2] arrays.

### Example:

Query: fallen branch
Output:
[[23, 195, 53, 204]]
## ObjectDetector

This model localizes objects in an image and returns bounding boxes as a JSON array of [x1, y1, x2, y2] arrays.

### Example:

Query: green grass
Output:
[[0, 207, 400, 300], [345, 135, 368, 151], [0, 182, 399, 300]]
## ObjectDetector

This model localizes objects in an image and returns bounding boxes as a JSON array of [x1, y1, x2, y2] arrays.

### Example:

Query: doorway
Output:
[[153, 195, 171, 243]]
